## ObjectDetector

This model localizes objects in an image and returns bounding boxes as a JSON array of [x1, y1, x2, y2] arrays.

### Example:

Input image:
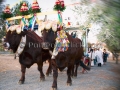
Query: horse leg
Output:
[[46, 59, 52, 76], [51, 59, 58, 90], [71, 65, 74, 78], [37, 63, 45, 81], [74, 63, 79, 77], [67, 66, 72, 86], [19, 64, 26, 84]]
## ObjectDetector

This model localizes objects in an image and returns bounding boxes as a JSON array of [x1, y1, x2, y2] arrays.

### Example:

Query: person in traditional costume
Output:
[[88, 49, 96, 66], [95, 48, 103, 67]]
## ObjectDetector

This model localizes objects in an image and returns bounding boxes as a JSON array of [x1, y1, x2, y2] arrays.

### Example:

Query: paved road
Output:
[[0, 54, 120, 90]]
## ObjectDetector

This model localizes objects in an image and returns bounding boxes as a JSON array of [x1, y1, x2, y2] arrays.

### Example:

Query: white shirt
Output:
[[95, 50, 103, 64], [88, 51, 96, 59]]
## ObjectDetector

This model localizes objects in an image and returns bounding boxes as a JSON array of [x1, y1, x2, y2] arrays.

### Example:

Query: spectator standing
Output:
[[71, 32, 76, 38], [96, 48, 103, 67], [88, 49, 97, 66], [93, 48, 97, 65], [103, 49, 108, 65]]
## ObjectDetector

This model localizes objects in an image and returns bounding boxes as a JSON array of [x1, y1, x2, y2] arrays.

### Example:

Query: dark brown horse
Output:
[[42, 28, 90, 90], [3, 30, 52, 84]]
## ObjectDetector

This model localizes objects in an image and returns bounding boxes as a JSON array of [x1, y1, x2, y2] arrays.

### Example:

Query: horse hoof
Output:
[[40, 78, 45, 82], [67, 82, 72, 86], [18, 80, 24, 85], [46, 74, 49, 77], [73, 76, 77, 78], [51, 88, 57, 90]]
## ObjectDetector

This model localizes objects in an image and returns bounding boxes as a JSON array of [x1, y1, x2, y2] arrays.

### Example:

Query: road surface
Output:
[[0, 54, 120, 90]]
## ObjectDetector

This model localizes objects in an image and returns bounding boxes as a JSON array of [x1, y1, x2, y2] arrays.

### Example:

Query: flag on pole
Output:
[[57, 11, 63, 30], [29, 15, 36, 30], [58, 11, 62, 25], [5, 20, 10, 29], [20, 17, 26, 31]]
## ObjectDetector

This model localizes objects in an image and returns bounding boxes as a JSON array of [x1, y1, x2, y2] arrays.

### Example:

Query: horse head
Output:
[[3, 25, 27, 53], [41, 21, 61, 50]]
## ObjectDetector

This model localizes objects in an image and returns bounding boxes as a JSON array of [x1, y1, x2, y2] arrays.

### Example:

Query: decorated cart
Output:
[[2, 0, 70, 55]]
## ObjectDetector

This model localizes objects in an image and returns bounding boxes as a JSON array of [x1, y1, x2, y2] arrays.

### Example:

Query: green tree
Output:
[[0, 0, 6, 42], [9, 0, 32, 24], [73, 0, 120, 64], [96, 0, 120, 64], [11, 0, 32, 16]]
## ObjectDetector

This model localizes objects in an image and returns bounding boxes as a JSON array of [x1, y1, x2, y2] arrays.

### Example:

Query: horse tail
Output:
[[80, 61, 90, 70]]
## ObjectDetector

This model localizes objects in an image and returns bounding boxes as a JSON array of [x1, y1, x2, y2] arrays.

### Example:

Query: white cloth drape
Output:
[[95, 50, 103, 65]]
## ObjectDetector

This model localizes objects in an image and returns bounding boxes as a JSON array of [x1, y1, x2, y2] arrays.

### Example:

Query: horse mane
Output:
[[26, 31, 43, 43], [66, 32, 82, 43]]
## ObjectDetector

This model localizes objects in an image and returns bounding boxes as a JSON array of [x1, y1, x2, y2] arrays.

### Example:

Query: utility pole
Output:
[[85, 28, 88, 54], [85, 28, 90, 54]]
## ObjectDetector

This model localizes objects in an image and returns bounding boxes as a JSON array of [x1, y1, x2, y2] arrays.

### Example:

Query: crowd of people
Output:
[[81, 48, 109, 73]]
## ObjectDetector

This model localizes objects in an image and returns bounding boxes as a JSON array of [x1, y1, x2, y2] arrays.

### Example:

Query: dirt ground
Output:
[[0, 54, 120, 90]]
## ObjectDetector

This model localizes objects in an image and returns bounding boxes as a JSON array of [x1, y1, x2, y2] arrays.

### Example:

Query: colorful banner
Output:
[[29, 15, 36, 30], [58, 12, 62, 25]]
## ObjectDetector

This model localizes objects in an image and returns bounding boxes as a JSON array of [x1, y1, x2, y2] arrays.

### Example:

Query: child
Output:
[[81, 54, 90, 73]]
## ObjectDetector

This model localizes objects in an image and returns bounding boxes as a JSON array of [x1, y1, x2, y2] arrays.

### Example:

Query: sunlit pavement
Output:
[[0, 54, 120, 90]]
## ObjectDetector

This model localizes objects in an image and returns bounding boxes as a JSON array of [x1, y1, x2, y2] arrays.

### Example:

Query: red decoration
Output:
[[4, 5, 11, 14], [32, 0, 40, 10], [20, 2, 28, 12], [54, 0, 65, 12], [68, 22, 71, 25], [60, 0, 64, 4], [60, 0, 64, 7], [55, 0, 60, 5]]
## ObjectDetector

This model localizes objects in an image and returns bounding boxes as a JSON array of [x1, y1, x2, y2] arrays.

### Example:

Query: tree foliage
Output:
[[11, 0, 32, 16], [11, 0, 41, 16], [73, 0, 120, 63], [73, 0, 120, 53], [95, 0, 120, 53], [0, 0, 5, 41]]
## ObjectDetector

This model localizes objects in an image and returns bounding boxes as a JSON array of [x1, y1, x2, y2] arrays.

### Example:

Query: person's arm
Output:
[[106, 52, 109, 58]]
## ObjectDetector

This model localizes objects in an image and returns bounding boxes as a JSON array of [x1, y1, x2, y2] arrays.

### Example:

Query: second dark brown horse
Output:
[[42, 28, 90, 90]]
